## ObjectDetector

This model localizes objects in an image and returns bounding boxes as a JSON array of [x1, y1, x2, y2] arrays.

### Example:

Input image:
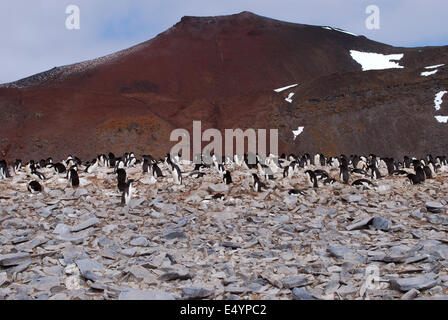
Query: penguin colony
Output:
[[1, 152, 447, 206]]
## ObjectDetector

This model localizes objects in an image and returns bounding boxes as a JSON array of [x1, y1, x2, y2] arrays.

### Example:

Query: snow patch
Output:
[[274, 84, 298, 93], [349, 50, 404, 71], [285, 93, 294, 103], [425, 64, 445, 69], [322, 26, 358, 37], [421, 70, 438, 77], [292, 127, 304, 140], [434, 91, 447, 111]]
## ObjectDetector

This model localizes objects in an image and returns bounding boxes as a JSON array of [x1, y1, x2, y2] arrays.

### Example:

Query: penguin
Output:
[[415, 166, 426, 182], [67, 168, 80, 187], [351, 168, 369, 177], [313, 169, 329, 180], [151, 163, 164, 178], [142, 159, 151, 174], [165, 154, 173, 167], [369, 164, 382, 180], [252, 173, 267, 192], [391, 169, 409, 176], [0, 160, 8, 179], [85, 158, 99, 173], [305, 170, 318, 188], [223, 170, 232, 184], [51, 163, 66, 174], [116, 168, 127, 192], [28, 181, 42, 193], [288, 189, 306, 195], [352, 179, 375, 189], [323, 177, 337, 185], [13, 159, 22, 174], [171, 163, 182, 185], [98, 154, 109, 167], [121, 179, 135, 206], [31, 169, 45, 181], [339, 164, 350, 184], [423, 165, 433, 179], [188, 171, 206, 178], [212, 193, 225, 200], [257, 162, 274, 180]]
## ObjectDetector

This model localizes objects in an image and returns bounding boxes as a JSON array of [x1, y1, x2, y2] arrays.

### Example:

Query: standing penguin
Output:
[[121, 179, 135, 206], [252, 173, 267, 192], [223, 170, 232, 184], [67, 168, 80, 187], [171, 163, 182, 185], [116, 168, 127, 192], [339, 164, 350, 184], [151, 163, 164, 178], [305, 170, 318, 188]]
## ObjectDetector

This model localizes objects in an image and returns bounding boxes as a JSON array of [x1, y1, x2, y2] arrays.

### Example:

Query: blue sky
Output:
[[0, 0, 447, 83]]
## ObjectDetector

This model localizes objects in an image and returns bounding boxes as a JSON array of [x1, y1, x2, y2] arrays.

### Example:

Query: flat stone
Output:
[[291, 287, 315, 300], [282, 275, 309, 289], [342, 195, 362, 203], [74, 188, 88, 198], [118, 288, 175, 300], [130, 237, 149, 247], [182, 287, 215, 299], [53, 223, 71, 235], [401, 288, 420, 300], [208, 184, 229, 193], [390, 276, 438, 292], [70, 218, 99, 232], [75, 258, 104, 281], [159, 270, 194, 281], [371, 217, 392, 231], [0, 253, 30, 266], [346, 217, 373, 231], [163, 229, 186, 240], [426, 201, 444, 213]]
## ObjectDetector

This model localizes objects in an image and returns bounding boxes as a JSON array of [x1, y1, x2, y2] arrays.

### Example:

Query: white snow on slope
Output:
[[425, 64, 445, 69], [285, 93, 294, 103], [434, 91, 447, 111], [349, 50, 404, 71], [292, 127, 304, 140], [421, 70, 438, 77], [274, 84, 298, 93], [322, 26, 358, 37]]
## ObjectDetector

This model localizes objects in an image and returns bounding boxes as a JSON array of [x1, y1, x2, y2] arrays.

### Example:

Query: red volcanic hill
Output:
[[1, 11, 448, 161]]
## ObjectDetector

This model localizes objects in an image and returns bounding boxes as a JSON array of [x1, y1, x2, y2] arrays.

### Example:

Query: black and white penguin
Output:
[[352, 179, 375, 189], [142, 159, 151, 174], [28, 180, 42, 193], [121, 179, 135, 206], [13, 159, 22, 174], [423, 165, 433, 179], [165, 154, 173, 167], [151, 163, 163, 178], [85, 158, 99, 173], [171, 163, 182, 185], [212, 193, 225, 200], [339, 164, 350, 184], [31, 169, 45, 181], [289, 189, 306, 196], [51, 163, 66, 174], [0, 160, 8, 179], [323, 177, 337, 185], [407, 166, 426, 185], [67, 168, 80, 187], [223, 170, 232, 184], [305, 170, 318, 188], [391, 169, 409, 176], [252, 173, 267, 192], [351, 168, 369, 177], [116, 168, 127, 192], [188, 171, 206, 178], [313, 169, 329, 180], [98, 154, 109, 167]]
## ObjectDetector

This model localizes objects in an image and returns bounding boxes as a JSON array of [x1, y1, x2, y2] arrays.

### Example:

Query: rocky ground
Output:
[[1, 162, 448, 300]]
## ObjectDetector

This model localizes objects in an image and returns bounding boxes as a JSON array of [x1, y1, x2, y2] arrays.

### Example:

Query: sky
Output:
[[0, 0, 447, 84]]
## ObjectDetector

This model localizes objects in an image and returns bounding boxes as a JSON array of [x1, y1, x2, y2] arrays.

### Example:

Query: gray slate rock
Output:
[[130, 237, 149, 247], [119, 288, 175, 300], [70, 218, 99, 232], [0, 253, 30, 266], [282, 275, 309, 289], [426, 202, 444, 213], [390, 276, 438, 292], [291, 287, 315, 300], [371, 217, 392, 231], [163, 229, 186, 240], [182, 287, 214, 299]]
